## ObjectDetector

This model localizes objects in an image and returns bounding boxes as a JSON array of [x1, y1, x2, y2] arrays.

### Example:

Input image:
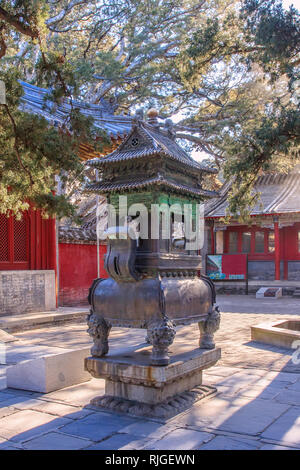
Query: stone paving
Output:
[[0, 294, 299, 450]]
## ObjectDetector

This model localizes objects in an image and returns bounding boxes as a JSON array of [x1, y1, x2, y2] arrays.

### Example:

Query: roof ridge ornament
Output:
[[147, 108, 159, 128], [164, 118, 176, 140], [134, 108, 144, 121]]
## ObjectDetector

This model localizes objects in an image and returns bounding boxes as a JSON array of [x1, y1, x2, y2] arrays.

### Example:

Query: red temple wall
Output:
[[58, 243, 108, 306], [282, 222, 300, 260]]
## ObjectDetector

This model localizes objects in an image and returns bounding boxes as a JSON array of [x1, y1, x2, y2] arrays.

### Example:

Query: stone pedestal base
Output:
[[85, 343, 221, 418]]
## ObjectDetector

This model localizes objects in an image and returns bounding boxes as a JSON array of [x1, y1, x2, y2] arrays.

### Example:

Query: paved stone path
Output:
[[0, 295, 299, 450]]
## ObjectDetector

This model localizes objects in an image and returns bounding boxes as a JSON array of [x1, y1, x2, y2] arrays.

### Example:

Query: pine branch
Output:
[[1, 104, 34, 185], [0, 6, 39, 39]]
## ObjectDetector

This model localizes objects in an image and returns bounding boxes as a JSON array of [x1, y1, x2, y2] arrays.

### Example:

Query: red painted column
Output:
[[274, 217, 280, 280], [210, 223, 215, 254], [284, 260, 288, 280], [49, 216, 58, 306]]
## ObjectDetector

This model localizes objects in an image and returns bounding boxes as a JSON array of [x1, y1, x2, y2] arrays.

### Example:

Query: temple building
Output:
[[204, 165, 300, 285], [0, 81, 131, 314]]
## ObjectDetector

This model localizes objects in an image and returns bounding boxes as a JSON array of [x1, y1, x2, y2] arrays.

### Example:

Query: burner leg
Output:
[[87, 311, 111, 357], [198, 306, 221, 349], [147, 318, 176, 366]]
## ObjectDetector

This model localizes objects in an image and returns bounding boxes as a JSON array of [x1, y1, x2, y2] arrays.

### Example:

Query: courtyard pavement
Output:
[[0, 294, 299, 450]]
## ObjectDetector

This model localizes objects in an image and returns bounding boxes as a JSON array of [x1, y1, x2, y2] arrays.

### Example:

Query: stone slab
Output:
[[261, 407, 300, 446], [58, 411, 136, 442], [198, 435, 260, 450], [143, 428, 213, 450], [118, 420, 176, 439], [6, 347, 91, 393], [174, 395, 290, 437], [86, 433, 150, 450], [0, 409, 71, 443], [260, 443, 298, 450], [211, 398, 290, 436], [287, 380, 300, 392], [11, 398, 93, 420], [274, 389, 300, 405], [0, 307, 88, 333], [251, 320, 300, 349], [23, 432, 93, 450]]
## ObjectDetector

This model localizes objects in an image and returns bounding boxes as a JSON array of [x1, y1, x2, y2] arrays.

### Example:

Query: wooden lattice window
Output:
[[0, 213, 29, 269], [0, 214, 9, 262]]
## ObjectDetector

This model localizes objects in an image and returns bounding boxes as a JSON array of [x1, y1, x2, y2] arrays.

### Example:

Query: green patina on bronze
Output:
[[108, 192, 201, 221], [109, 191, 157, 212], [86, 116, 216, 262]]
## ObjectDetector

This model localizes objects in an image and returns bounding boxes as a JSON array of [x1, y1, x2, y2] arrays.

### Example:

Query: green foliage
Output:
[[178, 0, 300, 220], [0, 68, 109, 218], [0, 0, 299, 220], [0, 1, 113, 218]]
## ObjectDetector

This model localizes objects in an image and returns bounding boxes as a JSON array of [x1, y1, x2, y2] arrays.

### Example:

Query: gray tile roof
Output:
[[58, 196, 108, 243], [19, 81, 132, 139], [88, 121, 217, 174], [205, 168, 300, 218], [19, 81, 216, 172], [86, 174, 217, 198]]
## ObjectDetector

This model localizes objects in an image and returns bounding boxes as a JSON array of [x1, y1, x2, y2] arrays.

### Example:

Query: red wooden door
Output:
[[0, 213, 30, 270]]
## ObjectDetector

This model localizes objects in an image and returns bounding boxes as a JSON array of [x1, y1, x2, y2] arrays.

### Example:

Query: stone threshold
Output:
[[0, 307, 89, 333]]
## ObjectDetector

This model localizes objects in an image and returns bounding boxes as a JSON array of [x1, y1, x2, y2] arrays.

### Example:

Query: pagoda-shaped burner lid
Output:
[[86, 109, 218, 200], [88, 109, 217, 174]]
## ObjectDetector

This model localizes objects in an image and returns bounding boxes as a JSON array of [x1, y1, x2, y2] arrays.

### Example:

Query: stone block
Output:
[[256, 287, 282, 299], [251, 320, 300, 349], [6, 347, 91, 393], [85, 344, 221, 417], [0, 330, 18, 343], [0, 270, 55, 316], [104, 370, 203, 404], [86, 346, 220, 393]]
